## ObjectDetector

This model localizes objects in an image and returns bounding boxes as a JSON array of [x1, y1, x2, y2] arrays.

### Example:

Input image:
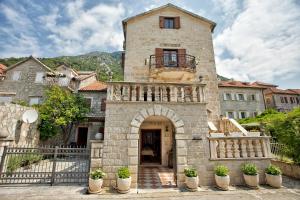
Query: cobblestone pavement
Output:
[[0, 176, 299, 200]]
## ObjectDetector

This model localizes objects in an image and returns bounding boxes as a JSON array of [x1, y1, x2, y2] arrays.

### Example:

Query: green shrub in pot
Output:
[[184, 167, 198, 191], [241, 163, 259, 188], [265, 164, 282, 188], [214, 165, 230, 190]]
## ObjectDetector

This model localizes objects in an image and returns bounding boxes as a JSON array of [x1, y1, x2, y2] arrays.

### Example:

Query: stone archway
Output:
[[127, 105, 187, 188]]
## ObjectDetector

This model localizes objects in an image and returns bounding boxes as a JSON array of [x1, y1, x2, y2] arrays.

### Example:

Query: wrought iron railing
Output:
[[149, 54, 196, 70]]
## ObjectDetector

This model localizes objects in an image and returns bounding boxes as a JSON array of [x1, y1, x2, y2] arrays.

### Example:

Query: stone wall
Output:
[[102, 102, 208, 188], [219, 87, 265, 118], [271, 160, 300, 179], [268, 93, 300, 112], [0, 58, 50, 104], [0, 103, 39, 146], [79, 91, 106, 118], [90, 140, 104, 170], [124, 6, 220, 122]]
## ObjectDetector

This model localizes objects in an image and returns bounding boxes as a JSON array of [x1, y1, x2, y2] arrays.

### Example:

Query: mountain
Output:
[[0, 52, 228, 81]]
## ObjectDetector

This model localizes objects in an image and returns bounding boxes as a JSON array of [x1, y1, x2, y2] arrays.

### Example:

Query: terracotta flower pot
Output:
[[117, 177, 131, 193], [88, 178, 103, 193], [243, 174, 259, 188], [265, 173, 282, 188], [215, 174, 230, 190], [185, 176, 199, 191]]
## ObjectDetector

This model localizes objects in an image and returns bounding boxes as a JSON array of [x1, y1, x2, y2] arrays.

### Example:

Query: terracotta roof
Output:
[[265, 87, 298, 95], [0, 64, 7, 75], [218, 81, 267, 89], [79, 81, 107, 91], [288, 89, 300, 95], [251, 81, 278, 88]]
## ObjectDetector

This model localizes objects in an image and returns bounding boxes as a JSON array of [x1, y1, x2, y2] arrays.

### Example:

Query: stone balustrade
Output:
[[208, 136, 272, 160], [107, 82, 206, 103]]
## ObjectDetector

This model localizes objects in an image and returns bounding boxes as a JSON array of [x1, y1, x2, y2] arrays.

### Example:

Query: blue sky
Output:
[[0, 0, 300, 88]]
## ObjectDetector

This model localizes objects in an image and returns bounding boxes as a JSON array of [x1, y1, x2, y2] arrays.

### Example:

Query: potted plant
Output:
[[184, 167, 198, 191], [265, 164, 282, 188], [89, 168, 105, 193], [214, 165, 230, 190], [117, 167, 131, 193], [241, 163, 259, 188]]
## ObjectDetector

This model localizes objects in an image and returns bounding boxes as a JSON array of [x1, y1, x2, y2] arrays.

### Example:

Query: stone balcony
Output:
[[106, 81, 206, 103], [208, 136, 272, 160]]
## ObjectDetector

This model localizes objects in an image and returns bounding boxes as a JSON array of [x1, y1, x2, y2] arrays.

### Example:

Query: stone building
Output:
[[68, 81, 107, 147], [0, 56, 55, 105], [219, 81, 266, 119], [95, 4, 272, 189], [264, 87, 300, 112]]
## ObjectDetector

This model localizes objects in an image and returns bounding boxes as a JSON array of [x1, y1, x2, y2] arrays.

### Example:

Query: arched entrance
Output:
[[128, 105, 185, 189]]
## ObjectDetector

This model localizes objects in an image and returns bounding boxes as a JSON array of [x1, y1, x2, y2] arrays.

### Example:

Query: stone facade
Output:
[[219, 86, 266, 119], [265, 91, 300, 112], [98, 4, 272, 189], [0, 57, 53, 105]]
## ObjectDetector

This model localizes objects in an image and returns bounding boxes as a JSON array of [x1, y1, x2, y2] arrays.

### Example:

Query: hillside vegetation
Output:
[[0, 51, 229, 81]]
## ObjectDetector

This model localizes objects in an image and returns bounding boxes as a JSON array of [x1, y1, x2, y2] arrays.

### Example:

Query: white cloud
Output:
[[40, 1, 125, 55], [214, 0, 300, 83]]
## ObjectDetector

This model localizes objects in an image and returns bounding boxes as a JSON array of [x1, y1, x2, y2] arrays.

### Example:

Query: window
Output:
[[12, 71, 21, 81], [0, 96, 12, 103], [29, 97, 42, 106], [239, 111, 246, 119], [226, 93, 231, 100], [227, 111, 234, 119], [164, 17, 174, 29], [159, 16, 180, 29], [238, 94, 245, 101], [35, 72, 44, 83], [280, 97, 285, 103], [163, 50, 178, 67], [290, 97, 295, 104], [284, 97, 288, 103], [101, 98, 106, 111], [250, 94, 256, 101], [84, 98, 92, 108], [296, 97, 300, 104]]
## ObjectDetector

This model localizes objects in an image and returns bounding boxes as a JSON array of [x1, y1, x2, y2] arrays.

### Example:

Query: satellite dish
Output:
[[22, 110, 38, 124]]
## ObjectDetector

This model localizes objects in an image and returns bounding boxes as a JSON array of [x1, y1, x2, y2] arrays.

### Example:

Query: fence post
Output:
[[0, 146, 7, 174], [51, 146, 58, 186]]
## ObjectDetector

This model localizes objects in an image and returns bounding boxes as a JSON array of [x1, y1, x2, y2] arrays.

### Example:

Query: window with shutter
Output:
[[174, 17, 180, 29], [155, 48, 164, 68], [159, 16, 180, 29], [159, 16, 164, 28], [178, 49, 186, 68], [101, 98, 106, 111]]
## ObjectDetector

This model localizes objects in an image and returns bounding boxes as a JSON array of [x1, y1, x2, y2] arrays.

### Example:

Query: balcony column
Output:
[[209, 140, 217, 159], [177, 86, 184, 102], [247, 140, 255, 157], [240, 139, 248, 158], [254, 139, 263, 157], [170, 86, 177, 102], [139, 85, 144, 101], [115, 84, 121, 101], [162, 86, 168, 102], [192, 86, 198, 102], [131, 85, 136, 101], [155, 86, 160, 101], [225, 139, 233, 158], [123, 84, 129, 101], [233, 139, 240, 158], [147, 85, 152, 102], [107, 84, 112, 101], [218, 140, 226, 158]]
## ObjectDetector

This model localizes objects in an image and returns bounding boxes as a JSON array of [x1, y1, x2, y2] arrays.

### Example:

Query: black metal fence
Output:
[[0, 146, 90, 185]]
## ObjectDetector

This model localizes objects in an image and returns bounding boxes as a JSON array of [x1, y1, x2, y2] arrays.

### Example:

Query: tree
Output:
[[38, 86, 89, 144]]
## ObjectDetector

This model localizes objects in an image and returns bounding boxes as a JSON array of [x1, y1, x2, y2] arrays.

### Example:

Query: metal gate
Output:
[[0, 146, 90, 185]]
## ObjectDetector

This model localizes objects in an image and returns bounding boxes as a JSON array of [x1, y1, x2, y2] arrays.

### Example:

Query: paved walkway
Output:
[[0, 176, 299, 200]]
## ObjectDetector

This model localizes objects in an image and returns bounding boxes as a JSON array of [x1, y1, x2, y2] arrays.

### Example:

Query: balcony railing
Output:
[[149, 54, 196, 70], [208, 136, 272, 160], [107, 82, 206, 103]]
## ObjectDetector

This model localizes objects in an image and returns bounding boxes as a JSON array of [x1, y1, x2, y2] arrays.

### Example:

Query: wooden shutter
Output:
[[101, 98, 106, 111], [178, 49, 186, 68], [174, 17, 180, 29], [159, 16, 164, 28], [155, 48, 163, 68]]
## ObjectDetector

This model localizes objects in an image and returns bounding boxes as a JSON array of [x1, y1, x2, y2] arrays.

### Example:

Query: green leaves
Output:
[[184, 168, 198, 177], [241, 163, 258, 175], [117, 167, 130, 179], [265, 164, 281, 175], [214, 165, 229, 176], [38, 86, 89, 143]]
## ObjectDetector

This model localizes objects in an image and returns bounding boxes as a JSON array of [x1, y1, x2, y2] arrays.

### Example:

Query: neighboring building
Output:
[[99, 4, 271, 189], [55, 64, 97, 91], [69, 81, 107, 147], [0, 56, 54, 105], [264, 87, 300, 112], [219, 81, 267, 119]]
